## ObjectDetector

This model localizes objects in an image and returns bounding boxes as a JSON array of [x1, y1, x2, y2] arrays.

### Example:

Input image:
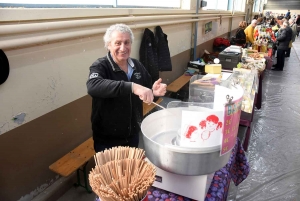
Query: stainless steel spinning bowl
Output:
[[141, 107, 232, 176]]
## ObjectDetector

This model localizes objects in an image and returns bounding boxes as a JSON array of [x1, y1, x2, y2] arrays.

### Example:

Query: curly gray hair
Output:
[[103, 24, 134, 49]]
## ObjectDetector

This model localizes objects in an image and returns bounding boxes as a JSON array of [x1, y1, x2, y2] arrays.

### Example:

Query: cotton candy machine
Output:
[[141, 101, 232, 176]]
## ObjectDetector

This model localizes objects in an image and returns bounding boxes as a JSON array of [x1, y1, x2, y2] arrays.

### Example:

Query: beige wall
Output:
[[0, 8, 244, 136], [0, 4, 246, 201]]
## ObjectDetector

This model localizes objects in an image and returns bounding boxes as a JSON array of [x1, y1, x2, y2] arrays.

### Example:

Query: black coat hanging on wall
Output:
[[139, 26, 173, 85], [155, 26, 172, 71], [0, 49, 9, 85], [139, 28, 159, 85]]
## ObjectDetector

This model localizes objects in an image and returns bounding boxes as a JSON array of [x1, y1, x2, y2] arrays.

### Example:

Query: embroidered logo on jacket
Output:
[[89, 73, 98, 79], [134, 72, 141, 79]]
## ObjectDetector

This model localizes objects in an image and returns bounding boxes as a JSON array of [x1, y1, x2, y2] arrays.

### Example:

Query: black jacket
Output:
[[155, 26, 172, 71], [296, 17, 300, 26], [139, 28, 159, 85], [276, 27, 292, 50], [86, 53, 152, 145], [235, 28, 246, 45], [139, 26, 172, 75]]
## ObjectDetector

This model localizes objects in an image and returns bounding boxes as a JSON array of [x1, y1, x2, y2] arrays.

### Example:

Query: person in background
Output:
[[263, 17, 267, 24], [296, 15, 300, 25], [244, 19, 257, 47], [285, 10, 291, 20], [265, 11, 271, 21], [271, 19, 282, 56], [86, 23, 167, 152], [269, 17, 276, 26], [272, 21, 292, 71], [273, 19, 283, 36], [257, 17, 263, 25], [286, 18, 298, 57], [235, 21, 247, 47], [277, 14, 284, 20], [296, 15, 300, 36]]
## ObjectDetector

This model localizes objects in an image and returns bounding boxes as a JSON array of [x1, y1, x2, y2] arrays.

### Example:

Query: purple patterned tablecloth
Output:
[[95, 139, 249, 201], [147, 139, 250, 201]]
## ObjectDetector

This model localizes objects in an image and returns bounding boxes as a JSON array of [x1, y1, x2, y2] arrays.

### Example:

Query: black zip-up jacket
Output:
[[86, 52, 152, 145]]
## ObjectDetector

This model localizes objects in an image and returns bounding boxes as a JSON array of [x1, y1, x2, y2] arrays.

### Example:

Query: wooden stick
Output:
[[90, 155, 156, 201]]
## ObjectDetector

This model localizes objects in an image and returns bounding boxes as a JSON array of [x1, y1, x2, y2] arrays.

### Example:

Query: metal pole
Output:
[[229, 0, 235, 38], [193, 0, 200, 61]]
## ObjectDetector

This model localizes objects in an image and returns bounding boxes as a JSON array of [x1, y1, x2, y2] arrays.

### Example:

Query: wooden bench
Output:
[[166, 74, 193, 93], [49, 137, 95, 193], [166, 74, 193, 100], [49, 98, 164, 192]]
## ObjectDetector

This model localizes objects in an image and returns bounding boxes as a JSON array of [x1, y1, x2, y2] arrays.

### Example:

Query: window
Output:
[[203, 0, 228, 11], [0, 0, 181, 8], [0, 0, 115, 7], [204, 0, 218, 10], [227, 0, 246, 12], [116, 0, 180, 8], [253, 0, 261, 12], [234, 0, 246, 12]]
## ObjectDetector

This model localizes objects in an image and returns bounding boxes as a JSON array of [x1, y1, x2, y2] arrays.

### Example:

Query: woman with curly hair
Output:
[[234, 21, 247, 47]]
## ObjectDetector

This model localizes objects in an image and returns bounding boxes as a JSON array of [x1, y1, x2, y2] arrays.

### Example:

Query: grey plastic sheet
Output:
[[228, 39, 300, 201]]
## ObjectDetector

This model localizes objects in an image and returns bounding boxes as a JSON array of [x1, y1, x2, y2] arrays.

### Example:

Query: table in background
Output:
[[239, 62, 265, 151]]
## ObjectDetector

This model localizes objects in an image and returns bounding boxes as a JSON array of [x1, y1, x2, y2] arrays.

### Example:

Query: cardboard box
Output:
[[205, 64, 222, 74]]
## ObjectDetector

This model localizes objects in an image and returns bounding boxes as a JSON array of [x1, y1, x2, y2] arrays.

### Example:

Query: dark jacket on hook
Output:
[[155, 26, 172, 71], [139, 28, 159, 85]]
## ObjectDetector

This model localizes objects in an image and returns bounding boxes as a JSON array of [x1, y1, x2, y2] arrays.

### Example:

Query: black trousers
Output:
[[276, 49, 286, 70], [285, 48, 291, 57]]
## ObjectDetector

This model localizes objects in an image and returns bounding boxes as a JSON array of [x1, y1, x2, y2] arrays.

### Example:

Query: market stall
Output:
[[188, 45, 267, 152], [147, 138, 249, 201], [232, 47, 269, 151], [252, 25, 276, 53], [139, 81, 248, 201], [89, 49, 267, 200]]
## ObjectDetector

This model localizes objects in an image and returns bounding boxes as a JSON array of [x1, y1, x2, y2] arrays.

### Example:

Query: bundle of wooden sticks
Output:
[[89, 146, 156, 201]]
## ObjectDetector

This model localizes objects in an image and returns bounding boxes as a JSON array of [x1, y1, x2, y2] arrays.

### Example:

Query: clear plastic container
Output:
[[189, 75, 215, 103]]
